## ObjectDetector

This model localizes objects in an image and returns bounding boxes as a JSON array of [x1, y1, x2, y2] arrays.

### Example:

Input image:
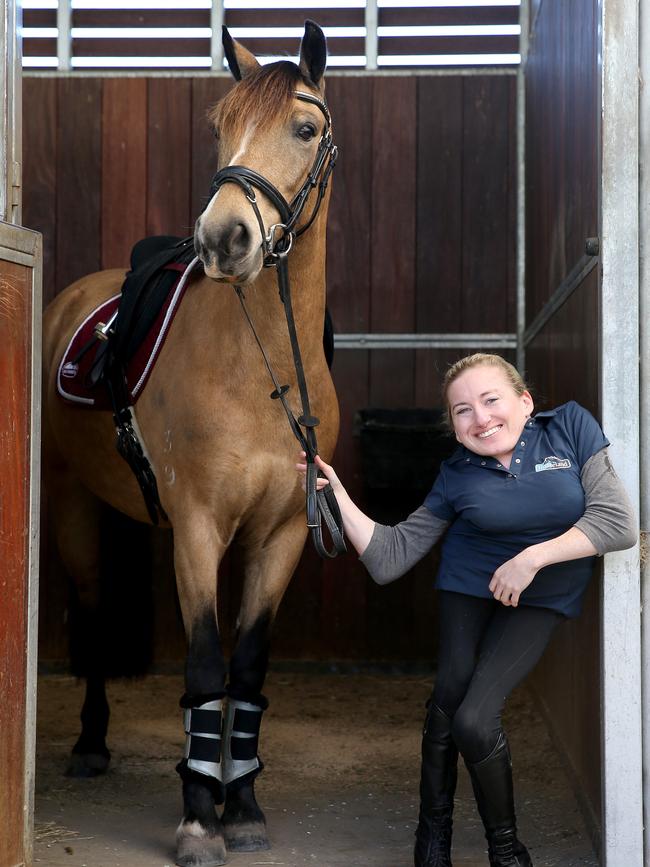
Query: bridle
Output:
[[207, 90, 346, 559], [209, 91, 337, 264]]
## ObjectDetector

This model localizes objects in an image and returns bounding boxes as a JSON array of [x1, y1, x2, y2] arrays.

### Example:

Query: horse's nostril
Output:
[[217, 222, 250, 259]]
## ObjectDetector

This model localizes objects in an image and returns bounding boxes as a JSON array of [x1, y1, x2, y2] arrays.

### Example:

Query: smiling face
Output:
[[446, 364, 534, 466]]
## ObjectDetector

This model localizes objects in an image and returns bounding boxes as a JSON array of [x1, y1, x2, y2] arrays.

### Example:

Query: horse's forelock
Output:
[[209, 61, 313, 140]]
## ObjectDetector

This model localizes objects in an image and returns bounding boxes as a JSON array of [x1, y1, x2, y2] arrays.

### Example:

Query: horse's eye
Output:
[[297, 123, 317, 142], [213, 127, 220, 141]]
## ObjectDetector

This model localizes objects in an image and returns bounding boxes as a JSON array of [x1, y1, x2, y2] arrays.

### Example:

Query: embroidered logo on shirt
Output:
[[535, 455, 571, 472]]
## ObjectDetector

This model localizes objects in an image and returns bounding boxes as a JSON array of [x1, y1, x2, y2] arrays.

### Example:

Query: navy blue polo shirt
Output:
[[423, 401, 609, 618]]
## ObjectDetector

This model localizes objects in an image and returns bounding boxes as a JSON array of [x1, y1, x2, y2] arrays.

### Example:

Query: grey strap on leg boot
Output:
[[465, 731, 532, 867], [414, 702, 458, 867]]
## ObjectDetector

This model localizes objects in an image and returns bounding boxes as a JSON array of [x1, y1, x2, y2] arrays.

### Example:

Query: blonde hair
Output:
[[442, 354, 528, 427]]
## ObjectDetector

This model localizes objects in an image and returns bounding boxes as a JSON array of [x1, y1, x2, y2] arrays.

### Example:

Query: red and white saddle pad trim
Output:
[[57, 256, 201, 408]]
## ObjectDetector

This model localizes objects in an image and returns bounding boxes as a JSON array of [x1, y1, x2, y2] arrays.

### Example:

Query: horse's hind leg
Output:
[[47, 471, 111, 777], [222, 514, 307, 852], [173, 515, 229, 867]]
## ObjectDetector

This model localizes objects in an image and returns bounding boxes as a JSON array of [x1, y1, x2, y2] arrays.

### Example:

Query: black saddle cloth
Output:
[[87, 235, 195, 388]]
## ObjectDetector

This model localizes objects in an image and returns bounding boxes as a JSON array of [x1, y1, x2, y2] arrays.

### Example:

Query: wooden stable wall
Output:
[[23, 71, 517, 665], [524, 0, 602, 837]]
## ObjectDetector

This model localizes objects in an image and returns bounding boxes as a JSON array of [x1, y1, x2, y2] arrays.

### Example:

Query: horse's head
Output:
[[195, 21, 334, 285]]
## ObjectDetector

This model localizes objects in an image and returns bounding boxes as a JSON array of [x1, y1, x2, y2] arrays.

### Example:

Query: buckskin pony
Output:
[[42, 22, 340, 866]]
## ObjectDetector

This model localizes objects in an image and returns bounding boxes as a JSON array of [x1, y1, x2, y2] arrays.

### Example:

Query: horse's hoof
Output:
[[176, 822, 227, 867], [65, 752, 110, 778], [224, 820, 270, 852]]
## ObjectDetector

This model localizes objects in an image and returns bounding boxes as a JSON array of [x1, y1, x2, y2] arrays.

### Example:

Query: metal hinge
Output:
[[11, 161, 21, 207]]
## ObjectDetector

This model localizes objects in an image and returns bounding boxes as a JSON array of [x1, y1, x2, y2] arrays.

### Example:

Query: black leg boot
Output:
[[465, 732, 532, 867], [414, 703, 458, 867]]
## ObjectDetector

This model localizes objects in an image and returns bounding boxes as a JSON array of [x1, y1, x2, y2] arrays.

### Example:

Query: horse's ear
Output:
[[298, 20, 327, 89], [222, 25, 260, 81]]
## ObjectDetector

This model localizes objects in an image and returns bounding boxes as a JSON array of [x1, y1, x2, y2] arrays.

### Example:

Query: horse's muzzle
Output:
[[195, 215, 263, 284]]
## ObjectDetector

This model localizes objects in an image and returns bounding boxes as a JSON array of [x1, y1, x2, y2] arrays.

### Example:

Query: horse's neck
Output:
[[187, 221, 327, 362]]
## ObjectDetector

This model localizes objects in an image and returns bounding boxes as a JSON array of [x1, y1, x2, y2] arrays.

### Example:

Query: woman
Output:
[[296, 353, 637, 867]]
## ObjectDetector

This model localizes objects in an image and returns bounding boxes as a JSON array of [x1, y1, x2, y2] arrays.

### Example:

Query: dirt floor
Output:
[[34, 672, 598, 867]]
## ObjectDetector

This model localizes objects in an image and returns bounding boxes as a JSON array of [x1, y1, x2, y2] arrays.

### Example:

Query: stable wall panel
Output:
[[525, 268, 601, 830], [102, 79, 147, 270], [525, 0, 599, 320]]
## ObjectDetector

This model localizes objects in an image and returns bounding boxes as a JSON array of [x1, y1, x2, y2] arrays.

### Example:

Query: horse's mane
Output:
[[209, 61, 311, 138]]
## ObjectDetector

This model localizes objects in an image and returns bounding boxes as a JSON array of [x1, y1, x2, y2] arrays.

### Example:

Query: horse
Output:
[[41, 22, 340, 867]]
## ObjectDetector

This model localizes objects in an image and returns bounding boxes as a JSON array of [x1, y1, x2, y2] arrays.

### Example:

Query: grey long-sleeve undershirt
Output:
[[359, 447, 638, 586]]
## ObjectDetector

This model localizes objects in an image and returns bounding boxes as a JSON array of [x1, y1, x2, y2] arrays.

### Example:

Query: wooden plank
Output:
[[526, 269, 600, 813], [206, 36, 365, 58], [369, 75, 417, 407], [23, 8, 56, 25], [562, 0, 598, 275], [525, 0, 598, 324], [0, 259, 31, 867], [226, 9, 363, 27], [506, 75, 517, 319], [147, 78, 192, 237], [23, 38, 57, 56], [318, 76, 375, 655], [325, 76, 373, 334], [525, 0, 567, 319], [364, 76, 418, 656], [377, 35, 519, 56], [461, 76, 513, 332], [56, 77, 102, 293], [416, 76, 463, 334], [380, 7, 519, 26], [74, 9, 209, 27], [72, 37, 210, 57], [22, 77, 58, 305], [191, 77, 233, 225], [102, 78, 147, 269]]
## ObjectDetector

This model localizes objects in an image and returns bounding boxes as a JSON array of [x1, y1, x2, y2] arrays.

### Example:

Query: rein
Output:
[[209, 90, 346, 559]]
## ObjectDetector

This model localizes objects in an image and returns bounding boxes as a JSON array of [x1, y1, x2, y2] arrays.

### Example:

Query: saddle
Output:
[[58, 235, 200, 409]]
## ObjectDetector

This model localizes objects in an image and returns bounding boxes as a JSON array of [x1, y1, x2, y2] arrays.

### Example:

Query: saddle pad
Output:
[[57, 257, 200, 408]]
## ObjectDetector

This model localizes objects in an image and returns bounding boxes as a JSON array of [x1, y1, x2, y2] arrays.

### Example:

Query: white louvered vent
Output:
[[21, 0, 520, 71]]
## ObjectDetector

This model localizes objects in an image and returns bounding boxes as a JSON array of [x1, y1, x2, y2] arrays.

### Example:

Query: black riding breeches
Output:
[[431, 590, 564, 764]]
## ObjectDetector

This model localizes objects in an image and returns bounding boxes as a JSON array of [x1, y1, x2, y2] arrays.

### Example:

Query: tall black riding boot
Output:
[[414, 702, 458, 867], [465, 732, 532, 867]]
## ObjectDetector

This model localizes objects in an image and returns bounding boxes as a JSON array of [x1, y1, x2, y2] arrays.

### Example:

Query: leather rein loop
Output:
[[210, 90, 345, 559]]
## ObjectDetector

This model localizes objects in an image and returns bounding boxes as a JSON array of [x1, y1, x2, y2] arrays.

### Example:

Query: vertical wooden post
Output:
[[0, 223, 42, 867]]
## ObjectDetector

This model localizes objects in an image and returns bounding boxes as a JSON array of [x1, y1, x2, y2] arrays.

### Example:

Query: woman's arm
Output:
[[489, 448, 638, 607], [574, 448, 638, 553], [360, 507, 450, 585], [296, 453, 450, 583]]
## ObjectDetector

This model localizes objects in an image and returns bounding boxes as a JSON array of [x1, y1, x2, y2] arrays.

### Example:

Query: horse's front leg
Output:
[[174, 515, 229, 867], [222, 513, 308, 852]]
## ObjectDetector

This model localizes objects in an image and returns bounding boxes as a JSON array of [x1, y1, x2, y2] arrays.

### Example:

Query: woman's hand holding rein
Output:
[[295, 452, 376, 556]]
